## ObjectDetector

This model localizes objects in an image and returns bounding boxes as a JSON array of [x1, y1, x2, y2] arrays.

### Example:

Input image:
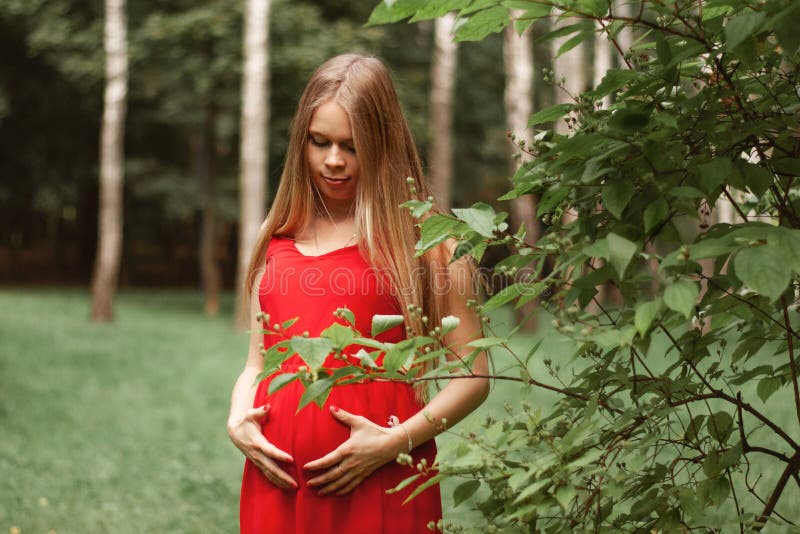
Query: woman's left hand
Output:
[[304, 406, 406, 496]]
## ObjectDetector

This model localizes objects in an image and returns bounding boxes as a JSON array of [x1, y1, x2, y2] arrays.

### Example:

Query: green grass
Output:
[[0, 289, 245, 533], [2, 290, 798, 532]]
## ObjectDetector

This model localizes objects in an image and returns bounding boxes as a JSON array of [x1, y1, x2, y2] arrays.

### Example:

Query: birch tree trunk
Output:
[[504, 16, 541, 331], [593, 21, 613, 109], [615, 0, 635, 61], [235, 0, 271, 326], [504, 17, 540, 245], [550, 11, 586, 135], [428, 12, 458, 212], [90, 0, 127, 322], [194, 106, 221, 316]]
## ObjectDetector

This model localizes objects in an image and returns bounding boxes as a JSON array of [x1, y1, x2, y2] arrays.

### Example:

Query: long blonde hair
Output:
[[243, 54, 449, 398]]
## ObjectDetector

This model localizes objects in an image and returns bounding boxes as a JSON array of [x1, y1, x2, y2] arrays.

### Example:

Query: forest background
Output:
[[4, 0, 800, 532], [0, 0, 546, 291]]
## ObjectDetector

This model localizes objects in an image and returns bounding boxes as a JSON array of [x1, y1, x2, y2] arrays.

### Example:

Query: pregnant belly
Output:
[[254, 378, 421, 485]]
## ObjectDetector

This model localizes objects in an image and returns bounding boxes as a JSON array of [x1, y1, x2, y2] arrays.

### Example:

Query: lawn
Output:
[[0, 289, 555, 533], [0, 289, 245, 533]]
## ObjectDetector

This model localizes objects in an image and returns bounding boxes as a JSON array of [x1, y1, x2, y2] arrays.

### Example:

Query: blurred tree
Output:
[[91, 0, 128, 321], [503, 12, 540, 330], [0, 1, 517, 298], [133, 2, 243, 314], [428, 12, 458, 212], [235, 0, 271, 326], [549, 10, 589, 135]]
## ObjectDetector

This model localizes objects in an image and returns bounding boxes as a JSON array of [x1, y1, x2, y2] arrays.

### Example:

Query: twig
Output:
[[781, 296, 800, 427]]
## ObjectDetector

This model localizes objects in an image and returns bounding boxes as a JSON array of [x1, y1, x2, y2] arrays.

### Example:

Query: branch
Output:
[[754, 450, 800, 531], [781, 296, 800, 427], [659, 325, 800, 450]]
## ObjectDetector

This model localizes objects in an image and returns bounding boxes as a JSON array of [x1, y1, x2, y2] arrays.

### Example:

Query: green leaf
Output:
[[735, 161, 773, 198], [688, 236, 737, 260], [644, 197, 668, 234], [371, 314, 404, 337], [452, 202, 495, 237], [695, 158, 732, 194], [320, 322, 355, 351], [261, 340, 292, 375], [417, 214, 461, 252], [454, 6, 509, 41], [401, 199, 433, 218], [528, 103, 574, 126], [366, 0, 431, 25], [702, 449, 721, 477], [774, 4, 800, 56], [281, 317, 298, 330], [483, 282, 541, 312], [297, 377, 335, 411], [583, 238, 610, 261], [589, 69, 637, 98], [602, 180, 635, 219], [609, 105, 652, 132], [770, 228, 800, 274], [337, 307, 356, 327], [408, 0, 471, 22], [684, 415, 707, 442], [707, 411, 734, 444], [756, 376, 782, 403], [387, 473, 421, 494], [290, 336, 334, 370], [724, 10, 766, 50], [354, 348, 378, 368], [267, 372, 298, 395], [537, 186, 570, 215], [733, 244, 791, 301], [403, 473, 445, 504], [607, 233, 638, 277], [555, 485, 576, 510], [452, 479, 481, 507], [467, 336, 506, 348], [635, 298, 663, 336], [663, 280, 698, 319]]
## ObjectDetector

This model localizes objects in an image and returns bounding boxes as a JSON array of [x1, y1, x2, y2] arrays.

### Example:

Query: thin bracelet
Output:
[[388, 415, 413, 453]]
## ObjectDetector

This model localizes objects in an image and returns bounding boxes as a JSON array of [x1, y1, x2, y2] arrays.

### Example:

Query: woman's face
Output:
[[306, 100, 360, 212]]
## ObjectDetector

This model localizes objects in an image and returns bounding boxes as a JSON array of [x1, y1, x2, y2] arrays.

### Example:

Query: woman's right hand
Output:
[[227, 404, 297, 489]]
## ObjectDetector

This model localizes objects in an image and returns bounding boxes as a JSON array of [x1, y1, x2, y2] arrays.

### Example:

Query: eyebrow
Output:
[[308, 130, 353, 143]]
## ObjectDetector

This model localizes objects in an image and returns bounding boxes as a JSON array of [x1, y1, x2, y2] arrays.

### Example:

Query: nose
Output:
[[324, 145, 345, 168]]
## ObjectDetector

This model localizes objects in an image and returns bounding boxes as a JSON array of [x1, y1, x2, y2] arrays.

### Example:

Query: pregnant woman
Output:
[[227, 54, 490, 533]]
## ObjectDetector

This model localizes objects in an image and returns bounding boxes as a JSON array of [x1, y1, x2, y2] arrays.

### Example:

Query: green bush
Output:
[[275, 1, 800, 531]]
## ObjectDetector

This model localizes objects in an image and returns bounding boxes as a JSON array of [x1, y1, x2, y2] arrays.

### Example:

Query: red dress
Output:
[[240, 237, 441, 533]]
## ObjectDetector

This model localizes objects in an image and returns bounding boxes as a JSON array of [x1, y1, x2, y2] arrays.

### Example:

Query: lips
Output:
[[322, 176, 349, 185]]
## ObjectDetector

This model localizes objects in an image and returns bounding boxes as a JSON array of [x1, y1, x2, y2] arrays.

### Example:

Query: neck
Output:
[[316, 199, 354, 223]]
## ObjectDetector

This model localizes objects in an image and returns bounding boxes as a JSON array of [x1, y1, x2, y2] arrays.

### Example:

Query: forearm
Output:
[[399, 374, 490, 452], [227, 365, 262, 428]]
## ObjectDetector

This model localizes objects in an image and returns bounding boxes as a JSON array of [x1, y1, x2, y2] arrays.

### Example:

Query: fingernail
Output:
[[330, 405, 338, 413]]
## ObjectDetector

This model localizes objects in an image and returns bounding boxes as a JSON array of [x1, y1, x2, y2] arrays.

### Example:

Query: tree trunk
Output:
[[504, 15, 540, 331], [593, 19, 613, 109], [235, 0, 271, 326], [428, 12, 458, 212], [550, 10, 587, 135], [614, 0, 635, 62], [90, 0, 127, 322], [194, 106, 221, 316]]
